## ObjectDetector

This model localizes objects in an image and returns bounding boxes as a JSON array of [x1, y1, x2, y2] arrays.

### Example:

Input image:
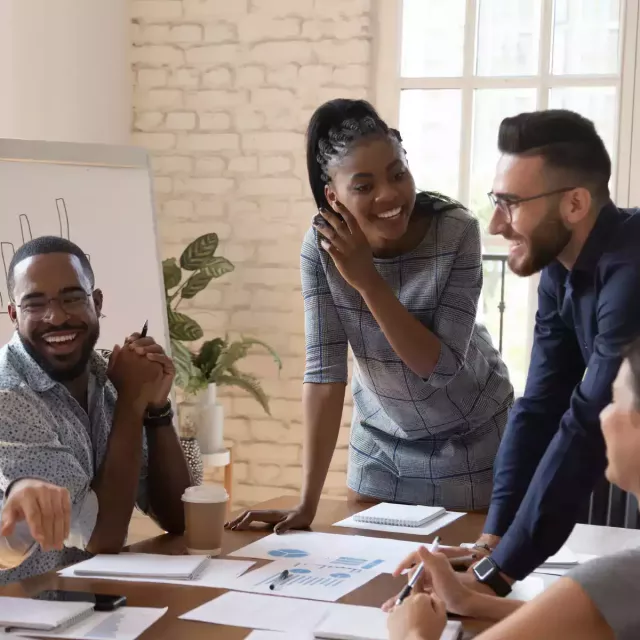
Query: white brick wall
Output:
[[132, 0, 373, 507]]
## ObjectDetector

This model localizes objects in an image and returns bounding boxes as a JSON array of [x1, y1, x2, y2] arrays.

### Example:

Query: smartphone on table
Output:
[[32, 590, 126, 612]]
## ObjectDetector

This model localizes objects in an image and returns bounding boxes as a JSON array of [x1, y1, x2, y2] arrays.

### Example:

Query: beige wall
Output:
[[1, 0, 131, 144], [132, 0, 374, 506]]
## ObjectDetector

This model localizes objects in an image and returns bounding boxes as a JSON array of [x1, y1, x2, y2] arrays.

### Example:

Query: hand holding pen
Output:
[[395, 536, 440, 606]]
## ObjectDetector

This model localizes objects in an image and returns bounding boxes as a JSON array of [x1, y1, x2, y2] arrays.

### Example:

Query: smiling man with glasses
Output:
[[0, 236, 191, 584], [435, 109, 640, 597]]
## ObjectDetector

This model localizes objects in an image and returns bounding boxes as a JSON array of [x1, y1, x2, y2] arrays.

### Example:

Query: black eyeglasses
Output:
[[487, 187, 576, 223], [16, 292, 93, 320]]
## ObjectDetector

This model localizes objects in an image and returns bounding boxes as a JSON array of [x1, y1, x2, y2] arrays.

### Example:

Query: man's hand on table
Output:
[[1, 479, 71, 552]]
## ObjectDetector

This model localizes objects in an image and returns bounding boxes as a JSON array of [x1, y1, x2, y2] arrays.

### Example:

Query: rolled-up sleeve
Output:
[[0, 389, 97, 548], [425, 217, 483, 388], [301, 228, 348, 384]]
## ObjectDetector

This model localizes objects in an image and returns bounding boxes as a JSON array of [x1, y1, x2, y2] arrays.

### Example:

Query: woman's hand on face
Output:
[[313, 205, 380, 292]]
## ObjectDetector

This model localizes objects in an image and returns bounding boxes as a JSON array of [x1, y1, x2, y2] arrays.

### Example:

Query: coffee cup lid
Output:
[[182, 484, 228, 503]]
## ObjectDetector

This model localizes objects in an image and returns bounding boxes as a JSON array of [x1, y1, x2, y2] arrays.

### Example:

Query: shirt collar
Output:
[[572, 201, 623, 276], [8, 333, 109, 393]]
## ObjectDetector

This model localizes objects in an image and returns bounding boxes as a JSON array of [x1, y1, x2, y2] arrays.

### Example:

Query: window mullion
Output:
[[537, 0, 554, 109], [458, 0, 478, 207]]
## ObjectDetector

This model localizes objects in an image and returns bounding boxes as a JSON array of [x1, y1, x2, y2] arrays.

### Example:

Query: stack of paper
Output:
[[538, 546, 579, 569], [68, 553, 209, 580]]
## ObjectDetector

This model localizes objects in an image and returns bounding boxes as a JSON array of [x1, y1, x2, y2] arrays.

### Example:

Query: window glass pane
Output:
[[401, 0, 466, 77], [479, 261, 530, 394], [552, 0, 621, 75], [399, 90, 462, 199], [476, 0, 541, 76], [470, 88, 537, 235], [549, 87, 618, 169]]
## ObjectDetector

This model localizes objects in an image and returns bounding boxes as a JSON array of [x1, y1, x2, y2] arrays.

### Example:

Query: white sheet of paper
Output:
[[58, 558, 255, 588], [507, 576, 546, 601], [180, 592, 331, 633], [6, 607, 167, 640], [217, 559, 381, 602], [534, 553, 597, 576], [229, 531, 420, 573], [246, 631, 314, 640], [333, 511, 464, 537], [312, 603, 462, 640]]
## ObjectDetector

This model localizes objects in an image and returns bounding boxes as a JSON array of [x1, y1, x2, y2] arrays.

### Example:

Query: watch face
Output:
[[474, 557, 494, 580]]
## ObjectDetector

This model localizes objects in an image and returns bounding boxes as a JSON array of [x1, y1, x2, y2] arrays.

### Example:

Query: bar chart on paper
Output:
[[230, 560, 382, 602]]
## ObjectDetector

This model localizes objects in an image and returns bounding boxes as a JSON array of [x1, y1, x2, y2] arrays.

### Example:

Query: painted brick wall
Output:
[[131, 0, 373, 506]]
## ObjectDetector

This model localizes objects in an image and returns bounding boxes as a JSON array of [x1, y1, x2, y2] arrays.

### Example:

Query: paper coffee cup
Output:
[[182, 484, 228, 556]]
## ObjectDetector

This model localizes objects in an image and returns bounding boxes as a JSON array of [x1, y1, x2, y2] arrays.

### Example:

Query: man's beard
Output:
[[19, 323, 100, 382], [508, 207, 572, 277]]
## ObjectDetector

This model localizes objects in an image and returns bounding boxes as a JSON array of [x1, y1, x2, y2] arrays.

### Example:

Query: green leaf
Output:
[[204, 257, 234, 279], [171, 339, 196, 388], [210, 340, 252, 380], [193, 338, 226, 380], [180, 259, 235, 300], [180, 233, 219, 271], [162, 258, 181, 291], [217, 373, 271, 415], [167, 308, 203, 341], [239, 336, 283, 372]]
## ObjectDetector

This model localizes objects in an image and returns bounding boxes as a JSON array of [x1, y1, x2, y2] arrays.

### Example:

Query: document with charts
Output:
[[230, 531, 419, 573], [220, 559, 380, 602]]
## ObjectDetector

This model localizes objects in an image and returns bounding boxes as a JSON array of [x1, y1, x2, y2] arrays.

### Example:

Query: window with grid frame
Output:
[[373, 0, 640, 393]]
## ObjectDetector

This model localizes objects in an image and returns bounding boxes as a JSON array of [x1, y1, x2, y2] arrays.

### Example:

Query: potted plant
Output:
[[163, 233, 281, 479]]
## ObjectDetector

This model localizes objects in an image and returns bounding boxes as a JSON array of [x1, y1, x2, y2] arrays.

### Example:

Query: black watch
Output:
[[144, 401, 174, 428], [472, 556, 512, 597]]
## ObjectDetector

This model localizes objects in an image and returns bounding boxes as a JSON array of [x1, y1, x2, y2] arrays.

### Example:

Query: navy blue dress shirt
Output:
[[485, 202, 640, 580]]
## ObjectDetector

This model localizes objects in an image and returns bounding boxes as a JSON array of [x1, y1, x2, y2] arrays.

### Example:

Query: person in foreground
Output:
[[386, 335, 640, 640], [0, 236, 191, 584], [229, 99, 512, 531], [442, 110, 640, 592]]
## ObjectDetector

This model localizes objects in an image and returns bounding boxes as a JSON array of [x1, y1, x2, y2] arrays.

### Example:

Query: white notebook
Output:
[[0, 596, 94, 631], [313, 604, 462, 640], [70, 552, 209, 580], [539, 546, 579, 568], [353, 503, 446, 528]]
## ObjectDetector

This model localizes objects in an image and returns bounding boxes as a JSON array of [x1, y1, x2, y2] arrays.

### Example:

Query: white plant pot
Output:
[[196, 383, 225, 454]]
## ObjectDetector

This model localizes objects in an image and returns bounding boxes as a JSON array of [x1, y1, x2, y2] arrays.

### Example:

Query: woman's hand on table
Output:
[[225, 503, 315, 533], [387, 592, 447, 640]]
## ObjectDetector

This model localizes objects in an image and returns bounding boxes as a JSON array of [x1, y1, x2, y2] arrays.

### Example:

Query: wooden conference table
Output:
[[3, 496, 640, 639]]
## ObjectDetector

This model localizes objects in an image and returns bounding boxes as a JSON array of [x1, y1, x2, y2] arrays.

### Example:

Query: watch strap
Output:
[[473, 557, 512, 597], [144, 401, 174, 428]]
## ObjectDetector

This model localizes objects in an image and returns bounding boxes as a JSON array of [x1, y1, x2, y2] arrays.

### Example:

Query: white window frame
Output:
[[372, 0, 640, 371]]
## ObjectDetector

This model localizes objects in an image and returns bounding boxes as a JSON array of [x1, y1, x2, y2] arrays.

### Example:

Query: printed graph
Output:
[[268, 549, 309, 559]]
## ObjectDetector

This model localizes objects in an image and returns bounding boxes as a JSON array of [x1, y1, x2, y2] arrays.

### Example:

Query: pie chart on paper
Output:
[[267, 549, 309, 559]]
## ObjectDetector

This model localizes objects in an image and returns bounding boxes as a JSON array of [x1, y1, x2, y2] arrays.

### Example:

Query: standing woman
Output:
[[228, 99, 513, 531]]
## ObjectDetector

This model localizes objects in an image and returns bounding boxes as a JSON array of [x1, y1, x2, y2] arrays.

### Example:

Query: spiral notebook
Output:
[[0, 597, 95, 632], [352, 503, 446, 528]]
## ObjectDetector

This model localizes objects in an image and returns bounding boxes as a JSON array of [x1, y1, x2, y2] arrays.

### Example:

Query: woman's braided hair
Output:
[[306, 98, 464, 215]]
